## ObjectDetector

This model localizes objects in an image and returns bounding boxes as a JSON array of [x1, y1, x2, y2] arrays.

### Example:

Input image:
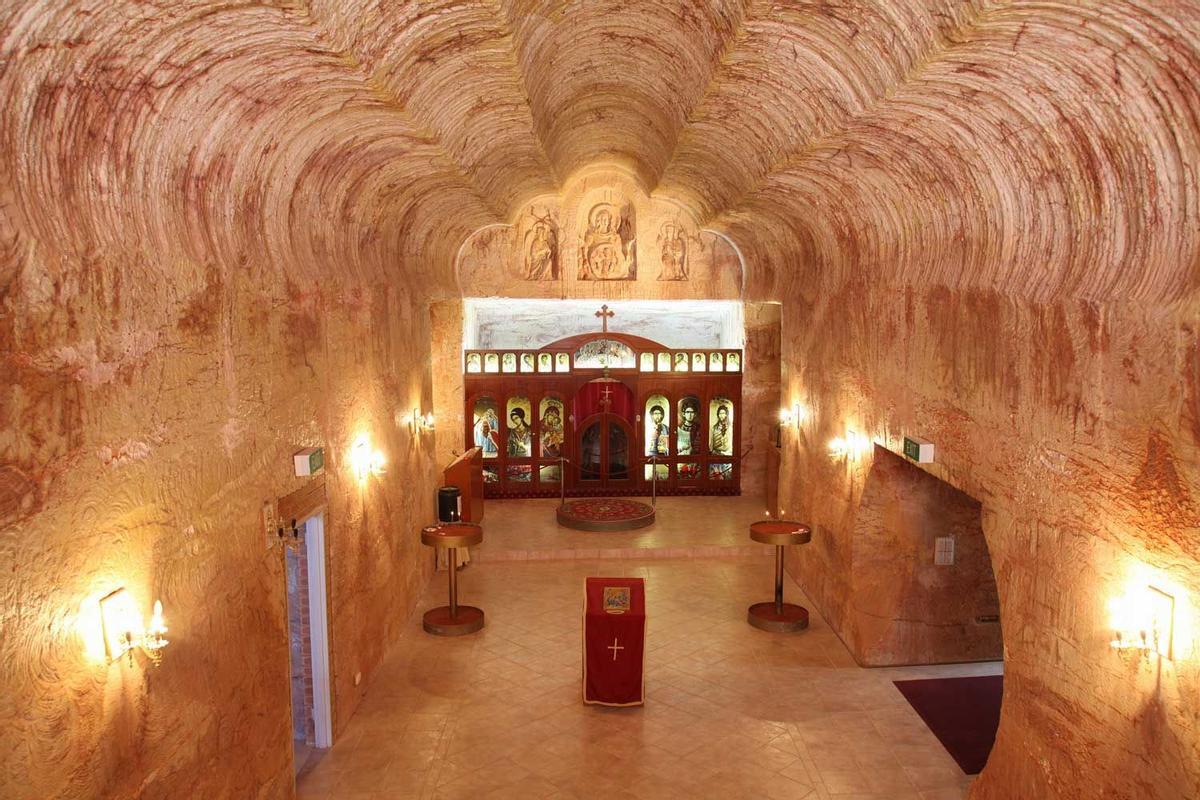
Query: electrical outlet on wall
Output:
[[934, 536, 955, 566]]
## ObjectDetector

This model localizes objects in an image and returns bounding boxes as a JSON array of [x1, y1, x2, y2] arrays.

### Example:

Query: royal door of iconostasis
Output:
[[463, 332, 743, 499]]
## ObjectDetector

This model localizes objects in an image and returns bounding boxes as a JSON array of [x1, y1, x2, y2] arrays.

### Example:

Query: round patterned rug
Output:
[[556, 498, 656, 532]]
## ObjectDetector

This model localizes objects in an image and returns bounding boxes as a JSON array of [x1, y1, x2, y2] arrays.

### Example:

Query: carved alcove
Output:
[[848, 447, 1004, 666]]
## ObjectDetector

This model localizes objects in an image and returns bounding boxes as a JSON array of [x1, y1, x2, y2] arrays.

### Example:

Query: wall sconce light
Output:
[[99, 589, 169, 666], [409, 409, 435, 434], [350, 435, 386, 482], [779, 403, 806, 427], [830, 430, 873, 460], [1110, 585, 1175, 659]]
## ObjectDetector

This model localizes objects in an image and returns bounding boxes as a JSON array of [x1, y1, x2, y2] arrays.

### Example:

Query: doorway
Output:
[[286, 513, 333, 779], [577, 413, 635, 488]]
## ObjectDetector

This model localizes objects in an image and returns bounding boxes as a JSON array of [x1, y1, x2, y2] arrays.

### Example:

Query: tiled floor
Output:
[[297, 556, 1000, 799], [474, 495, 776, 560]]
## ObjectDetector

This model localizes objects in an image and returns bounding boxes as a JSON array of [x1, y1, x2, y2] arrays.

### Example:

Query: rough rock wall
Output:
[[0, 3, 454, 796], [849, 447, 1003, 666], [740, 302, 780, 500], [778, 285, 1200, 799], [0, 260, 440, 798]]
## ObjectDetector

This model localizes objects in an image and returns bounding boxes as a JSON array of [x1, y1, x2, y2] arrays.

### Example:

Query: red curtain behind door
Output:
[[573, 381, 634, 422]]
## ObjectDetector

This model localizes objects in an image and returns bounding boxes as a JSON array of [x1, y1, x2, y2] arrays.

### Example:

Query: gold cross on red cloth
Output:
[[607, 637, 624, 661]]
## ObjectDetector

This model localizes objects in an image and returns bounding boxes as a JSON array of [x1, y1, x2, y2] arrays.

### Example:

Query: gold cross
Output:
[[595, 304, 614, 334], [600, 384, 614, 409], [607, 637, 624, 661]]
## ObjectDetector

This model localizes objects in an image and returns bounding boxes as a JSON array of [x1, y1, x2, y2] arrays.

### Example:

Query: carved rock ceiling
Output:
[[3, 1, 1197, 302]]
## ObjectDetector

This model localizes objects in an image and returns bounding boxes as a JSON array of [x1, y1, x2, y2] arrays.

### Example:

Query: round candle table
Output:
[[421, 523, 485, 636], [748, 520, 812, 632]]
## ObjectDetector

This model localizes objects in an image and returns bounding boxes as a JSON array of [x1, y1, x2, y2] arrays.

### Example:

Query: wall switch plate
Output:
[[934, 536, 955, 566], [903, 436, 935, 463]]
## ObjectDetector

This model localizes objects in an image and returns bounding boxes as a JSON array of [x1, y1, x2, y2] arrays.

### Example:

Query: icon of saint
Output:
[[474, 409, 500, 457], [541, 405, 564, 458], [677, 399, 699, 455], [709, 404, 731, 455], [507, 408, 532, 457], [646, 404, 669, 457]]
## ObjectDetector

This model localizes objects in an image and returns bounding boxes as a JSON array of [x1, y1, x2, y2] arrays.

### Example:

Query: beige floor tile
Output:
[[296, 507, 992, 800]]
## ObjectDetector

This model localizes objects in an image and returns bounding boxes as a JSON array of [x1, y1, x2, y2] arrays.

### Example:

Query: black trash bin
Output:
[[437, 486, 462, 523]]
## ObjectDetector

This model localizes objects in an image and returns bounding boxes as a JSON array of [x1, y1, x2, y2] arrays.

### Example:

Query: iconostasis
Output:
[[464, 332, 743, 498]]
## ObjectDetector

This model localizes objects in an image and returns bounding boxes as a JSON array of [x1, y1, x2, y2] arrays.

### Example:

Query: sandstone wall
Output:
[[849, 446, 1003, 666], [778, 283, 1200, 799], [0, 260, 441, 798]]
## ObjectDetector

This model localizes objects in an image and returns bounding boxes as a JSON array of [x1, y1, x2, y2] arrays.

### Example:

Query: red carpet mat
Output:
[[556, 499, 656, 531], [893, 674, 1003, 775]]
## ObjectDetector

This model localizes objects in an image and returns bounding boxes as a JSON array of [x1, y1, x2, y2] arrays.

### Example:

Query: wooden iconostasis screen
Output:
[[463, 333, 743, 499]]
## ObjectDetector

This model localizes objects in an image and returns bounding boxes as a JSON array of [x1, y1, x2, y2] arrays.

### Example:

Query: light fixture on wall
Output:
[[1110, 585, 1175, 659], [409, 409, 435, 434], [350, 435, 386, 482], [99, 589, 169, 666], [778, 403, 806, 428], [776, 403, 807, 447], [829, 430, 873, 460]]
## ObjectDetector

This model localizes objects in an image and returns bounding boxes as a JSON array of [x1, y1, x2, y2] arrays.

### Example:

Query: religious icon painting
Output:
[[708, 462, 733, 480], [673, 352, 688, 372], [506, 465, 533, 482], [539, 397, 565, 457], [644, 463, 669, 482], [692, 352, 706, 371], [726, 353, 741, 372], [676, 395, 700, 455], [472, 397, 501, 459], [709, 352, 723, 371], [677, 462, 700, 480], [639, 353, 654, 372], [466, 353, 482, 373], [555, 352, 571, 372], [603, 586, 631, 614], [506, 396, 533, 457], [484, 353, 500, 373], [520, 353, 535, 372], [644, 394, 670, 457], [709, 397, 733, 456], [482, 466, 499, 483], [539, 464, 562, 483], [657, 352, 671, 371], [538, 352, 553, 372], [502, 353, 517, 373]]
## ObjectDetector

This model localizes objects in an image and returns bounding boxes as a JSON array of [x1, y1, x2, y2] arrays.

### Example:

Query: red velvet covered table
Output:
[[583, 577, 645, 706], [748, 520, 812, 632], [421, 523, 484, 636]]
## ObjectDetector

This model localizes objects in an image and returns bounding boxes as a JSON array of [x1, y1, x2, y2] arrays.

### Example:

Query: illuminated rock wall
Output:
[[778, 287, 1199, 799], [2, 1, 1198, 798]]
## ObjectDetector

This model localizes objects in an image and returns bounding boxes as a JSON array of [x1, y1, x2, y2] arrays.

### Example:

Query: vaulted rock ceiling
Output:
[[2, 1, 1197, 302]]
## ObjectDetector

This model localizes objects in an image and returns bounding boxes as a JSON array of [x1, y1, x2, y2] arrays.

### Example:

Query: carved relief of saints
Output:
[[657, 221, 689, 281], [522, 211, 558, 280], [578, 202, 636, 280]]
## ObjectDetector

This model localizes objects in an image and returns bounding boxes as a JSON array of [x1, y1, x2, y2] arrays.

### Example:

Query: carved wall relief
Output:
[[657, 220, 691, 281], [579, 201, 636, 280], [520, 207, 558, 280]]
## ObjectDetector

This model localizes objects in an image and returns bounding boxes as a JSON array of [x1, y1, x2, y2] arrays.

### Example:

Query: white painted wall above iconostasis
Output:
[[456, 167, 744, 300]]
